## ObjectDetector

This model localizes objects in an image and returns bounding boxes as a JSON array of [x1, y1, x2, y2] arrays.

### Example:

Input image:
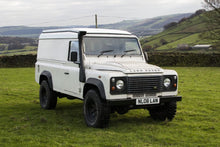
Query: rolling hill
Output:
[[0, 26, 71, 38], [0, 13, 192, 38], [140, 10, 220, 53], [100, 13, 192, 37], [3, 11, 219, 56]]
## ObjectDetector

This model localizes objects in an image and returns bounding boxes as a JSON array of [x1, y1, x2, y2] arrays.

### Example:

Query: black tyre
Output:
[[39, 80, 57, 109], [115, 107, 129, 115], [148, 101, 177, 121], [83, 89, 110, 128]]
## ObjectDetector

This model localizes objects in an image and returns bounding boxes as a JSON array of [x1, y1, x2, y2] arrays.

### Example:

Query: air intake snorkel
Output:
[[78, 31, 87, 82]]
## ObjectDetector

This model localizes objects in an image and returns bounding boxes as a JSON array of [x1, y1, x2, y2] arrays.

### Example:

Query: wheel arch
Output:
[[83, 78, 106, 100], [39, 71, 53, 90]]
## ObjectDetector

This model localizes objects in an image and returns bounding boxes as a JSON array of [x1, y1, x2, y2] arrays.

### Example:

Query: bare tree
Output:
[[202, 0, 220, 41], [204, 0, 220, 12]]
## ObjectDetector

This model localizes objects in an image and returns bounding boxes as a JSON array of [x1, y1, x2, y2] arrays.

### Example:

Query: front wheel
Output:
[[148, 101, 177, 121], [39, 80, 57, 109], [83, 89, 110, 128]]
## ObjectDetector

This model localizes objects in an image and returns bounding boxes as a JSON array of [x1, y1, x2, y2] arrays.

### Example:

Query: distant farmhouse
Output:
[[177, 44, 212, 50], [192, 45, 212, 50]]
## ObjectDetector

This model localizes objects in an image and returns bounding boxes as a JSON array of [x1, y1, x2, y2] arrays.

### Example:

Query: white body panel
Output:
[[36, 28, 179, 101]]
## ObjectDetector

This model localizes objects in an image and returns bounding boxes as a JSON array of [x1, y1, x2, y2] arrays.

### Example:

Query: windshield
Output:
[[84, 37, 141, 56]]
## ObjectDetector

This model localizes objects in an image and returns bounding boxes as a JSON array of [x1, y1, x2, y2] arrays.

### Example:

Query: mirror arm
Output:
[[143, 51, 149, 63]]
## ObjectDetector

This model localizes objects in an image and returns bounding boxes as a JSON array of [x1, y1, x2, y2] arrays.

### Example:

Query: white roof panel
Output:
[[42, 28, 131, 35], [39, 32, 78, 39]]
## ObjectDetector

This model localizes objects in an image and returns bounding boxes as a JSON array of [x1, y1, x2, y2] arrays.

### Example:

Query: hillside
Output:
[[0, 13, 191, 38], [140, 10, 220, 53], [100, 13, 192, 37], [0, 36, 37, 56], [0, 26, 73, 38]]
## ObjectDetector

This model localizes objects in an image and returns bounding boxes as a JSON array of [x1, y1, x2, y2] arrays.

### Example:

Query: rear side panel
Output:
[[37, 39, 69, 61], [36, 32, 79, 95]]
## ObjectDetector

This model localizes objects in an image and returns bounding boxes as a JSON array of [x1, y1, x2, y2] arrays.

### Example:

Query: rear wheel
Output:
[[39, 80, 57, 109], [148, 101, 177, 121], [84, 89, 110, 128]]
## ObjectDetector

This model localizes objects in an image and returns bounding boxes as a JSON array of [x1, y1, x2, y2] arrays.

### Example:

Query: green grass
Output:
[[156, 33, 219, 51], [156, 33, 210, 50], [0, 67, 219, 146]]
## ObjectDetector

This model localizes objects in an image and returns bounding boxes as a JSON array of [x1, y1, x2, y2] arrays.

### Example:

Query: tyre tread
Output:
[[40, 80, 57, 109], [84, 89, 110, 128]]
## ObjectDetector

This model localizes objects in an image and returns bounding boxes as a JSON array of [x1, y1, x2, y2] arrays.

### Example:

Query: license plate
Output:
[[136, 97, 160, 105]]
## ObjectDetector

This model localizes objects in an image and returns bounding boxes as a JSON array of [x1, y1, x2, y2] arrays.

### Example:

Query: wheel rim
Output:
[[86, 98, 98, 123]]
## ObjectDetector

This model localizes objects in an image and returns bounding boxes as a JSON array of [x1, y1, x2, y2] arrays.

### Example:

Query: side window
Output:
[[69, 40, 79, 62]]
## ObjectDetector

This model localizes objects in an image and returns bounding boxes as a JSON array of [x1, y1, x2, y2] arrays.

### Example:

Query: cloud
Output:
[[0, 0, 203, 27]]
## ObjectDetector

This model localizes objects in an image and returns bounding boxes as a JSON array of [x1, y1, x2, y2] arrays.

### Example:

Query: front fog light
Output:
[[164, 78, 171, 88], [116, 80, 124, 90]]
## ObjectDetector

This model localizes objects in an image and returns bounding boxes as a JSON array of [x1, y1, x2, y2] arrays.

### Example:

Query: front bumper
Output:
[[107, 96, 182, 108]]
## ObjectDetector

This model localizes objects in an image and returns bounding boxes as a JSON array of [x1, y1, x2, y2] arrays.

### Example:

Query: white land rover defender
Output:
[[35, 28, 182, 128]]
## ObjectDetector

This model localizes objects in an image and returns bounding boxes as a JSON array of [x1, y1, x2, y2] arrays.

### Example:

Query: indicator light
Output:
[[111, 86, 116, 91]]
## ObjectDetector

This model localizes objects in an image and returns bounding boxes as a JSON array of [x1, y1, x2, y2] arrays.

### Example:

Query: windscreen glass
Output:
[[84, 37, 141, 56]]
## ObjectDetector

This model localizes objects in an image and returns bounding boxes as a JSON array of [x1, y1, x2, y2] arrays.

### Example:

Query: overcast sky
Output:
[[0, 0, 203, 27]]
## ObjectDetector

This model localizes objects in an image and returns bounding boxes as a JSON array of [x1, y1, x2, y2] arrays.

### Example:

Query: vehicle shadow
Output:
[[53, 100, 164, 128], [2, 99, 167, 130]]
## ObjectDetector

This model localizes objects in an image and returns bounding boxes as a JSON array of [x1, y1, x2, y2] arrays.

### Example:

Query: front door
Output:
[[63, 40, 82, 98]]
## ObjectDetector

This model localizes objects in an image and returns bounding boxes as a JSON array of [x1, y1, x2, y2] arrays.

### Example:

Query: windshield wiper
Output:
[[97, 50, 114, 57], [121, 49, 136, 57]]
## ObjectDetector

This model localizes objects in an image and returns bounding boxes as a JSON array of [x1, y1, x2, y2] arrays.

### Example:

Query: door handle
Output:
[[64, 72, 69, 75]]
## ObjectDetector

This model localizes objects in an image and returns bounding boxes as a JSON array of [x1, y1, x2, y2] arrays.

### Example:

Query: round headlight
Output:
[[116, 80, 124, 90], [164, 78, 171, 88]]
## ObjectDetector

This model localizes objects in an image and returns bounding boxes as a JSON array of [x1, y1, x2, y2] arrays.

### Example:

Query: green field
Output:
[[0, 67, 219, 146], [0, 46, 37, 57], [140, 11, 220, 52]]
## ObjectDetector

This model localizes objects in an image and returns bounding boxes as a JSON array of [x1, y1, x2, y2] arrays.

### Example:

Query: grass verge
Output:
[[0, 67, 219, 146]]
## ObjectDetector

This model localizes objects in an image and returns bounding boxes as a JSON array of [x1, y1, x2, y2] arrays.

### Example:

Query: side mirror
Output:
[[70, 51, 77, 62]]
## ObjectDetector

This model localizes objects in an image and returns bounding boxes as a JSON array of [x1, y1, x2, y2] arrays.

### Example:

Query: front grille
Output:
[[127, 76, 163, 94]]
